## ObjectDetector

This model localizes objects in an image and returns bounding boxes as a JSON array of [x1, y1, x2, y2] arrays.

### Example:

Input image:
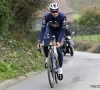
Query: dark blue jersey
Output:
[[39, 12, 67, 43]]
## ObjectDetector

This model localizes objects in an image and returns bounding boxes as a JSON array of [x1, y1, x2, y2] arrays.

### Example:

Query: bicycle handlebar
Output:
[[38, 44, 57, 53]]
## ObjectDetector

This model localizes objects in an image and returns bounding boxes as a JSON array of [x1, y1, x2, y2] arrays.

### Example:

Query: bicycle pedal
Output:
[[58, 74, 63, 80]]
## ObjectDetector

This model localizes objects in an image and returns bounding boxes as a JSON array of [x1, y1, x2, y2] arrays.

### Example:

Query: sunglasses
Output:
[[51, 11, 58, 13]]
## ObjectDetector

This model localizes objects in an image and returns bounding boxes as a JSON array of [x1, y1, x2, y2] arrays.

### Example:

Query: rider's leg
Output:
[[55, 33, 63, 68], [43, 27, 53, 67], [70, 39, 74, 46], [55, 33, 64, 80], [67, 40, 70, 47], [57, 45, 63, 71], [56, 46, 63, 68], [56, 46, 63, 80], [62, 37, 65, 51]]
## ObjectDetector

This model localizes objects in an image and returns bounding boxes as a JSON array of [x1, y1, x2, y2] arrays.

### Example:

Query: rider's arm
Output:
[[39, 14, 48, 44], [57, 16, 67, 43]]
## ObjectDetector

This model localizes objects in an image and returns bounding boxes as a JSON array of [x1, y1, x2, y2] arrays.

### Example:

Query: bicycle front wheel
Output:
[[54, 54, 58, 83], [47, 55, 55, 88]]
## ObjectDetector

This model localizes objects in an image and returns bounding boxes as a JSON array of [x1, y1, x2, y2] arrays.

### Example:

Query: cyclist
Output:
[[37, 3, 67, 80]]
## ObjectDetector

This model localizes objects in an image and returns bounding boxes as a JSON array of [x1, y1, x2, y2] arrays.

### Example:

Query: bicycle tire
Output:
[[70, 47, 74, 56], [54, 55, 58, 83], [47, 54, 55, 88]]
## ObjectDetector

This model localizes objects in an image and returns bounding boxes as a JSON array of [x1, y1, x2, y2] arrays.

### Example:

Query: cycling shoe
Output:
[[58, 67, 63, 80], [58, 74, 63, 80]]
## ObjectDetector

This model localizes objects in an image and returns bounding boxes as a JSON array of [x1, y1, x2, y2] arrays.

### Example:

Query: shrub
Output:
[[78, 6, 100, 27], [0, 0, 14, 35]]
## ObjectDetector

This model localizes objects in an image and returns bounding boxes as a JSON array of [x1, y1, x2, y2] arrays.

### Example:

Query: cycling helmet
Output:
[[49, 3, 59, 11]]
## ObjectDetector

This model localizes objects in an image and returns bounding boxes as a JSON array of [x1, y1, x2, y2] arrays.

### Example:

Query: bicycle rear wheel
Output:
[[47, 55, 55, 88]]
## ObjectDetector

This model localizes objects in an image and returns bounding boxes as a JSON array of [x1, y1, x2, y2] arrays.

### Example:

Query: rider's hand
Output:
[[56, 42, 61, 48], [37, 43, 42, 49]]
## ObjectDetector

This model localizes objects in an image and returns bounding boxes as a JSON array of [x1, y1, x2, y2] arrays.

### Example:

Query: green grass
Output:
[[74, 34, 100, 42], [73, 14, 80, 20], [0, 39, 45, 82]]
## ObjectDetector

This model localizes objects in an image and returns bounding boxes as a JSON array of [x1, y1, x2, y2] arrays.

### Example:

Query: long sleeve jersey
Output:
[[39, 12, 67, 43]]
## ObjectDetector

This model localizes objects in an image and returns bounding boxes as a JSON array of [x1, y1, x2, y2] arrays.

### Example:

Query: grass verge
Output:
[[74, 40, 100, 53], [0, 39, 45, 82], [74, 34, 100, 42]]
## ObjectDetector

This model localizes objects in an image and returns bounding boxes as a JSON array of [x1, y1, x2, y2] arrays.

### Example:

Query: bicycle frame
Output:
[[48, 46, 56, 71], [46, 36, 58, 88]]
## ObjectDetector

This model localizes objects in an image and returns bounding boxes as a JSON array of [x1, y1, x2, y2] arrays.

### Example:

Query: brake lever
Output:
[[38, 49, 41, 53], [38, 44, 42, 53]]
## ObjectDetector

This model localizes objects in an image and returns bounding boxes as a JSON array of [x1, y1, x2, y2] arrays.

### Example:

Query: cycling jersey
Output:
[[39, 12, 67, 43]]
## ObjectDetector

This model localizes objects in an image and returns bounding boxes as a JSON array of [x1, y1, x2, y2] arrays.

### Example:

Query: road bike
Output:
[[39, 35, 59, 88], [47, 43, 59, 87]]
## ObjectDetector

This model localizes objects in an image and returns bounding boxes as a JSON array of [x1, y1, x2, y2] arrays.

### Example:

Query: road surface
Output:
[[3, 51, 100, 90]]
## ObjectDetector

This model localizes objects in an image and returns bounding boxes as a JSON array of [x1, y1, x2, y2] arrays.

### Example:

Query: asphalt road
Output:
[[4, 51, 100, 90]]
